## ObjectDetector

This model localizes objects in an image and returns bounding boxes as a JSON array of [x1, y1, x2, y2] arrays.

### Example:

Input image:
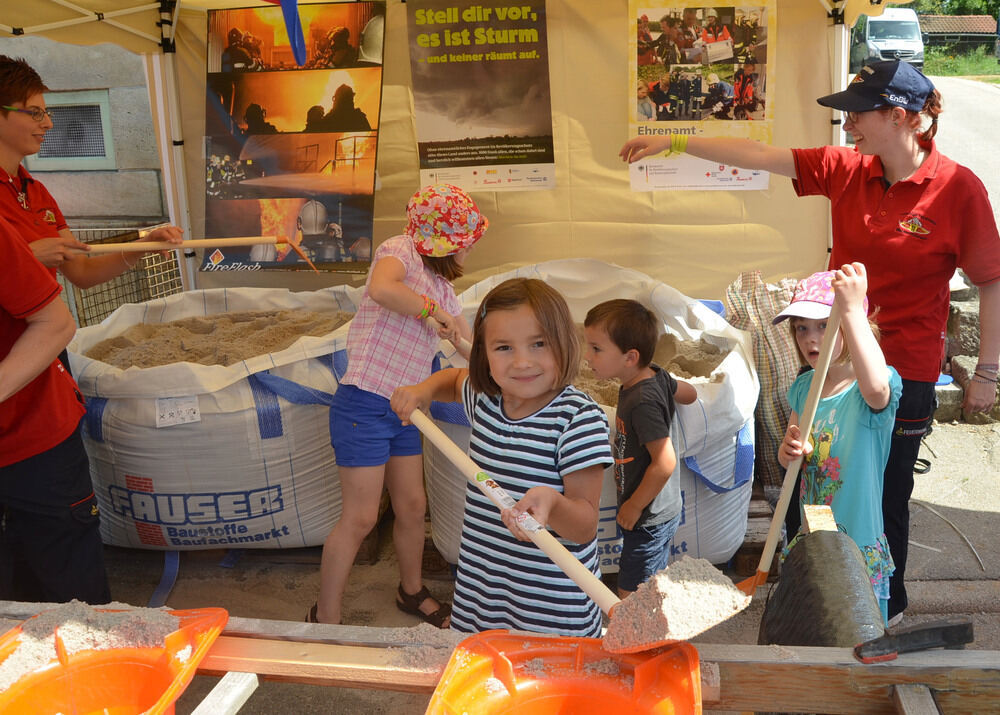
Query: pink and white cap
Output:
[[772, 270, 868, 324]]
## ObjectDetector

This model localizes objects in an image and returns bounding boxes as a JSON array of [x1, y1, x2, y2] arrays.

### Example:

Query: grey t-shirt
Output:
[[613, 364, 681, 527]]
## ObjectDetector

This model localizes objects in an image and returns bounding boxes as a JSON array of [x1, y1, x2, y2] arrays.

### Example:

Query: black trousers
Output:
[[0, 421, 111, 604], [883, 379, 936, 620]]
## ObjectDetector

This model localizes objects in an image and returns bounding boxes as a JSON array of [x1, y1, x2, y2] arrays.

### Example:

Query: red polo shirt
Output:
[[792, 143, 1000, 382], [0, 215, 85, 467], [0, 164, 68, 279]]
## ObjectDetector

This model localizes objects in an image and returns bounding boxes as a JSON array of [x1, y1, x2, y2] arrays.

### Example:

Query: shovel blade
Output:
[[736, 569, 768, 596]]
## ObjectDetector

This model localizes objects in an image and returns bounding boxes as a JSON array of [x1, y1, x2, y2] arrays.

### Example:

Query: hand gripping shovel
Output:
[[410, 407, 725, 654], [736, 300, 843, 597]]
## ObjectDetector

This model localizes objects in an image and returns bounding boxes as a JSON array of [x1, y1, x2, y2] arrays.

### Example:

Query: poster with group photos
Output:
[[630, 2, 776, 191], [203, 2, 385, 272], [406, 0, 556, 191]]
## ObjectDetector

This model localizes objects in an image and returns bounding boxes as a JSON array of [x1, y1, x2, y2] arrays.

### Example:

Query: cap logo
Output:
[[884, 92, 907, 104]]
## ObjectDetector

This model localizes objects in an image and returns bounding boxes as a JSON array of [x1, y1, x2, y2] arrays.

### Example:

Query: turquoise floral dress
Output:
[[782, 367, 902, 622]]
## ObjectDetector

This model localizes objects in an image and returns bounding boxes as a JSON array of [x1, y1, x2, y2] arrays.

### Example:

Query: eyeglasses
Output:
[[844, 111, 861, 124], [2, 105, 53, 122]]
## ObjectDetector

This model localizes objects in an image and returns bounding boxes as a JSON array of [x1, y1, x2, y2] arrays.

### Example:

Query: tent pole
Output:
[[162, 51, 198, 291]]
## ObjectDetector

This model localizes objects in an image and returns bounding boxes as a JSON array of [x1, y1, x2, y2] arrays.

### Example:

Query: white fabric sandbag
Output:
[[68, 286, 361, 550], [423, 259, 759, 570]]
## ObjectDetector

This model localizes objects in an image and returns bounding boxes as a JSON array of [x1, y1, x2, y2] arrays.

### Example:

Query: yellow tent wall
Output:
[[5, 0, 842, 298]]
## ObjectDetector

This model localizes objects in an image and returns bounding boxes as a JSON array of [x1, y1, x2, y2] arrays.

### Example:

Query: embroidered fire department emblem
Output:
[[898, 215, 930, 235], [43, 209, 56, 223]]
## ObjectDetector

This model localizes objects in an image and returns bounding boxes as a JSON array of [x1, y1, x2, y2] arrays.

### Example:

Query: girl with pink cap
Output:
[[774, 262, 901, 623], [310, 184, 488, 626]]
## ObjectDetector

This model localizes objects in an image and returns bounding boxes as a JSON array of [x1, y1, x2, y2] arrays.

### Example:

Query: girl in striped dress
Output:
[[392, 278, 613, 637]]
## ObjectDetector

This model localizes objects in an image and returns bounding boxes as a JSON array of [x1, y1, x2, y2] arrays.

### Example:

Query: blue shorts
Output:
[[330, 384, 422, 467], [617, 513, 681, 593]]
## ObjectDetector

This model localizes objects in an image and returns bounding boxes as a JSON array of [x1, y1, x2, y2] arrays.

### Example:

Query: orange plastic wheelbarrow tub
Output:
[[0, 606, 228, 715], [427, 629, 701, 715]]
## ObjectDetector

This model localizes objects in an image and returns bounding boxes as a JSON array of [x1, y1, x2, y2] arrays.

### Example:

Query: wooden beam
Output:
[[198, 635, 440, 693], [892, 684, 940, 715], [803, 504, 838, 533], [698, 643, 1000, 713], [192, 637, 1000, 712], [191, 671, 259, 715]]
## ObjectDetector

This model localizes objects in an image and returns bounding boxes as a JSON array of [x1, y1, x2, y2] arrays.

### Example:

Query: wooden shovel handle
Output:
[[755, 301, 843, 576], [84, 236, 284, 254], [409, 408, 621, 615]]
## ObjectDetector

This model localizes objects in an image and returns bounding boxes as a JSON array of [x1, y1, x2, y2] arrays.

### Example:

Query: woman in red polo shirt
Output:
[[0, 55, 182, 288], [620, 60, 1000, 626]]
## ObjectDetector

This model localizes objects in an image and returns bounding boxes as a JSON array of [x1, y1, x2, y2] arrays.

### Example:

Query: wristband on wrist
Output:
[[664, 134, 689, 156], [974, 362, 998, 373], [417, 294, 438, 320], [972, 372, 998, 384], [120, 247, 139, 271]]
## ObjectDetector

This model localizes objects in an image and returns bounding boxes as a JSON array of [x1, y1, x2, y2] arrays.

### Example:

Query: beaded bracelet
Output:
[[971, 374, 998, 385], [417, 294, 438, 319]]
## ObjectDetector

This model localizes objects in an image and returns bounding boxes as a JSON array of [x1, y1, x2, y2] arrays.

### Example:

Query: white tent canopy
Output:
[[1, 0, 881, 298]]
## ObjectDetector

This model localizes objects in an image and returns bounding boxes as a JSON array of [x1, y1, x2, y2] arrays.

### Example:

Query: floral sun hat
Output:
[[406, 184, 488, 257], [772, 270, 868, 324]]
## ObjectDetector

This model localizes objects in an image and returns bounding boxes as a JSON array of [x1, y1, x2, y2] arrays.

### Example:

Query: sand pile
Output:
[[385, 623, 465, 672], [602, 557, 751, 651], [85, 309, 353, 369], [574, 331, 727, 408], [0, 601, 179, 691]]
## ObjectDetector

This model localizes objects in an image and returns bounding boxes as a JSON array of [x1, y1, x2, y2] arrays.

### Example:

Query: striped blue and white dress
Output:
[[450, 379, 613, 637]]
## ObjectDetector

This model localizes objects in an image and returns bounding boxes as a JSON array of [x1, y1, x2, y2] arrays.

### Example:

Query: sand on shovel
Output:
[[603, 556, 751, 653]]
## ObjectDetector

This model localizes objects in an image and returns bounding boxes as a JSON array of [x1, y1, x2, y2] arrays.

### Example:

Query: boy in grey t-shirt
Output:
[[584, 300, 697, 596]]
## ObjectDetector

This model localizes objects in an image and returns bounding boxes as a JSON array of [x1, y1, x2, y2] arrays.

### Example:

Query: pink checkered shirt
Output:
[[341, 236, 461, 399]]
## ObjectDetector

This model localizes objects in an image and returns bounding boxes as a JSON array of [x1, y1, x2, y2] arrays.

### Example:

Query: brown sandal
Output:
[[395, 584, 451, 628]]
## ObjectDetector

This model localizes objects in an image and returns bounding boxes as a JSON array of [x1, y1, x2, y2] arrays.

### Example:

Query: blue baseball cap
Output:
[[816, 60, 935, 113]]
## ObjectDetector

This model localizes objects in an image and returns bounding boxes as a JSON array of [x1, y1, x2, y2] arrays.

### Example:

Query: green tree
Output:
[[910, 0, 999, 15]]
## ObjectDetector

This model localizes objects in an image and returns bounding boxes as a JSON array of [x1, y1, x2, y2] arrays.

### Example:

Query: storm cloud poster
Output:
[[406, 0, 555, 191]]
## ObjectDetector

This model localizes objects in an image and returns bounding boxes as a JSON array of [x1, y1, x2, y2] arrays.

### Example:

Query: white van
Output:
[[849, 8, 924, 72]]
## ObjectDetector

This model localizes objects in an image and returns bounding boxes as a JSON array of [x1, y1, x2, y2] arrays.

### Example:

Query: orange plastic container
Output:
[[0, 606, 228, 715], [426, 630, 701, 715]]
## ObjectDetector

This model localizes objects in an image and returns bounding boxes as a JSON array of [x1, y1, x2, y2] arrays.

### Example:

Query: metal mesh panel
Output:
[[38, 105, 106, 158], [58, 226, 184, 327]]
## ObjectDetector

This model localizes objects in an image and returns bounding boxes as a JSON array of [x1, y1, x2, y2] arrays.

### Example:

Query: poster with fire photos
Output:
[[629, 2, 775, 191], [203, 2, 385, 273]]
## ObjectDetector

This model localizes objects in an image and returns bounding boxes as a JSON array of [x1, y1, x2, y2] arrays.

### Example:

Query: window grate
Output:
[[59, 226, 184, 327], [39, 105, 106, 158]]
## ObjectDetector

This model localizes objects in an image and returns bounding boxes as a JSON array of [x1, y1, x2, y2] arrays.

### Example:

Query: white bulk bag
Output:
[[68, 286, 361, 550], [423, 259, 758, 569]]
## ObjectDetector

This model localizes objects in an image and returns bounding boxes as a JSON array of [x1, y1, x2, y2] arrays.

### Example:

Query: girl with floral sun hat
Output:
[[310, 184, 487, 626]]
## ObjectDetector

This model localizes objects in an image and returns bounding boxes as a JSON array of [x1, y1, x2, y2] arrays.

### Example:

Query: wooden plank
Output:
[[747, 498, 773, 520], [198, 635, 441, 693], [191, 671, 259, 715], [192, 636, 1000, 712], [803, 504, 838, 533], [892, 684, 940, 715], [697, 643, 1000, 714]]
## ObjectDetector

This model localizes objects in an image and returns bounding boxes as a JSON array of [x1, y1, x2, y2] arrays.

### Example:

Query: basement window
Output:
[[24, 90, 116, 171]]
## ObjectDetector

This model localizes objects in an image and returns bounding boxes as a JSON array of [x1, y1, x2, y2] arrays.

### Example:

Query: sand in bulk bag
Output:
[[67, 286, 361, 551], [422, 259, 759, 570]]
